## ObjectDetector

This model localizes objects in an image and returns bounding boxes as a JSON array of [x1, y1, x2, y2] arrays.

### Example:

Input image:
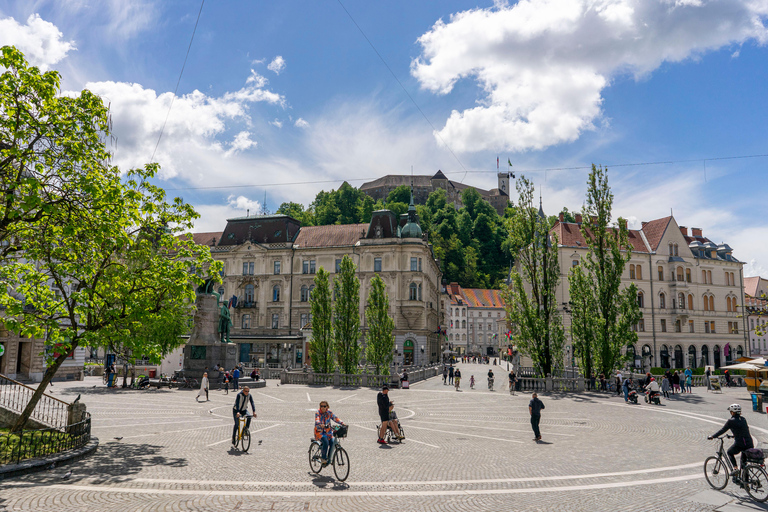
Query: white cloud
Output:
[[270, 119, 283, 128], [72, 73, 285, 178], [411, 0, 768, 153], [732, 50, 741, 58], [294, 118, 309, 128], [0, 14, 75, 70], [227, 195, 261, 212], [267, 55, 285, 74]]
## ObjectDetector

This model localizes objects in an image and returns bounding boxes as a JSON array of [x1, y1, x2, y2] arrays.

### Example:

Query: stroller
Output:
[[377, 410, 406, 444], [132, 375, 150, 390]]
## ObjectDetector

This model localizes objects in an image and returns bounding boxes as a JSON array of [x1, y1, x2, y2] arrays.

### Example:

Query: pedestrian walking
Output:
[[672, 371, 680, 394], [705, 367, 712, 390], [529, 392, 545, 442], [448, 365, 455, 385], [661, 375, 671, 399], [615, 371, 623, 396], [196, 372, 209, 402], [223, 370, 230, 394], [509, 369, 517, 395], [470, 375, 475, 389], [442, 366, 448, 385], [685, 373, 692, 393], [454, 368, 462, 390], [232, 367, 240, 391]]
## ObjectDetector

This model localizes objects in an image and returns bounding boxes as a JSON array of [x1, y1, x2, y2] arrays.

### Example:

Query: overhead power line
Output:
[[162, 152, 768, 191]]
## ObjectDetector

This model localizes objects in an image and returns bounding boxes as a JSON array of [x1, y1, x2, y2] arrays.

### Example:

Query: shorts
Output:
[[379, 411, 390, 422]]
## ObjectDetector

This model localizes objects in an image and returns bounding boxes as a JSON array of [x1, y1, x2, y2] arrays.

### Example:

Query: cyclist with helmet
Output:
[[315, 400, 346, 465], [709, 404, 754, 478]]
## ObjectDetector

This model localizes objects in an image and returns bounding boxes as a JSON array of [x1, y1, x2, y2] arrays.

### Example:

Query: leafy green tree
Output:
[[333, 255, 361, 374], [568, 265, 598, 378], [386, 185, 411, 205], [365, 274, 394, 375], [309, 268, 334, 373], [276, 202, 313, 225], [336, 182, 363, 225], [501, 176, 565, 377], [569, 165, 641, 377], [357, 194, 375, 223]]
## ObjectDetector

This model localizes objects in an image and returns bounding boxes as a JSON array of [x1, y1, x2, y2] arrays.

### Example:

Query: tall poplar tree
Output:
[[333, 255, 361, 374], [501, 176, 564, 377], [365, 274, 394, 375], [309, 268, 334, 373], [569, 165, 641, 377]]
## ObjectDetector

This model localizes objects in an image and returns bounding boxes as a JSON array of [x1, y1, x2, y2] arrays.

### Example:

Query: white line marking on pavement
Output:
[[406, 420, 576, 437], [307, 392, 311, 402], [96, 419, 221, 429], [40, 472, 704, 497], [256, 391, 284, 402], [120, 423, 230, 439], [336, 393, 357, 402], [352, 423, 440, 448], [404, 424, 524, 444], [205, 424, 282, 447]]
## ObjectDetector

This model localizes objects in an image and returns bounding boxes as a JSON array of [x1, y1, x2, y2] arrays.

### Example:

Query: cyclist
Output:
[[315, 400, 345, 465], [708, 404, 754, 479], [487, 369, 494, 389], [377, 384, 403, 443], [232, 386, 256, 449], [454, 367, 462, 390]]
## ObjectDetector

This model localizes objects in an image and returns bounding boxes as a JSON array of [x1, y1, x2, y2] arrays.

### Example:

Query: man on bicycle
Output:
[[377, 384, 403, 444], [232, 386, 256, 449], [709, 404, 754, 478], [315, 400, 345, 465]]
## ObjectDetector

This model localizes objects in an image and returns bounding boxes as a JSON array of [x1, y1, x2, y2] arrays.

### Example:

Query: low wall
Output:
[[280, 365, 442, 388]]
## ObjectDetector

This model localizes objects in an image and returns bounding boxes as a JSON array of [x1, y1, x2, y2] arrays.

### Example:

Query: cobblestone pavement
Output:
[[2, 363, 768, 511]]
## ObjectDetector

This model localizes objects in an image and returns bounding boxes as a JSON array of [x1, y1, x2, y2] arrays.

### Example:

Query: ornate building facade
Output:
[[444, 283, 506, 357]]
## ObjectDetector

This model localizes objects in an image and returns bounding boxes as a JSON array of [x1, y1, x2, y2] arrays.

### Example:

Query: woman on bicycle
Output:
[[315, 401, 345, 465], [709, 404, 754, 478]]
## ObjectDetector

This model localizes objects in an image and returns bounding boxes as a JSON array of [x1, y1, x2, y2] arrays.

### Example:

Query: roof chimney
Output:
[[558, 212, 564, 223], [679, 226, 688, 236], [574, 214, 582, 224], [641, 221, 648, 228], [691, 227, 703, 237]]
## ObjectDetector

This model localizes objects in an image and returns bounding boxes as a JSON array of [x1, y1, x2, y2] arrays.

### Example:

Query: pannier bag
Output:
[[746, 448, 765, 462]]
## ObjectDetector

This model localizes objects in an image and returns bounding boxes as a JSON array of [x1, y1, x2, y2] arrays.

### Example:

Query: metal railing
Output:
[[0, 374, 70, 429], [0, 412, 91, 466]]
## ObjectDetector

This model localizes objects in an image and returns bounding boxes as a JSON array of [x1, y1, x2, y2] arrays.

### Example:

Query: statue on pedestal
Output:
[[218, 303, 232, 343]]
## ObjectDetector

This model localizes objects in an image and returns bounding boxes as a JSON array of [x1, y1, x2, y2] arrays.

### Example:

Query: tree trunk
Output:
[[10, 350, 71, 433]]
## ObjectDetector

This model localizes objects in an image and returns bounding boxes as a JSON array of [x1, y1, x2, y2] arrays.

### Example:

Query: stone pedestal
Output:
[[183, 294, 238, 378]]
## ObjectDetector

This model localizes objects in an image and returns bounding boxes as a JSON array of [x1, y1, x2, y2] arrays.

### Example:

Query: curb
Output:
[[0, 436, 99, 480]]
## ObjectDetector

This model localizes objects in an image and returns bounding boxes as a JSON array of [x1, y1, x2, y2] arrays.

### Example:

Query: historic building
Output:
[[745, 276, 768, 355], [551, 213, 748, 371], [188, 197, 442, 369], [444, 283, 506, 357], [360, 170, 511, 216]]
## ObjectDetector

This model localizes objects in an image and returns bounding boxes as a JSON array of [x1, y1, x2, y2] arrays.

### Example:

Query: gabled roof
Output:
[[432, 170, 448, 180], [745, 277, 765, 298], [180, 232, 223, 247], [445, 282, 505, 308], [639, 216, 672, 251], [293, 223, 369, 248], [550, 222, 649, 253]]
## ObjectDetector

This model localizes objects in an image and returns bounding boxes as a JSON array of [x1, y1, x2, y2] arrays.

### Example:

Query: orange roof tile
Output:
[[293, 224, 369, 248], [551, 222, 649, 253], [180, 231, 223, 246], [639, 216, 671, 251]]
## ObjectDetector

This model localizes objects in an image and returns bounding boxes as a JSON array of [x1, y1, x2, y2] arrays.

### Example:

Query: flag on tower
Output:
[[508, 158, 513, 168], [497, 156, 499, 169]]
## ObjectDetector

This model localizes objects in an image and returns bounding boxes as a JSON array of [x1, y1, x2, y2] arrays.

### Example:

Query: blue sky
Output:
[[1, 0, 767, 277]]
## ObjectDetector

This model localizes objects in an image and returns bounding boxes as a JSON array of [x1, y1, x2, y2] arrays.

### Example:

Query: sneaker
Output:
[[377, 438, 387, 444], [231, 443, 237, 450], [396, 435, 405, 440], [320, 458, 327, 464]]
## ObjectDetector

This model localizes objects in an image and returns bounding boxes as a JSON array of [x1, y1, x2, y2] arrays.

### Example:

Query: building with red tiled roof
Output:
[[746, 294, 768, 355], [182, 210, 443, 371], [444, 282, 507, 357], [550, 212, 748, 372]]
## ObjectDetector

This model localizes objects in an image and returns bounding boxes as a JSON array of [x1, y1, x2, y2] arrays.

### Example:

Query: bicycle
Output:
[[704, 434, 768, 502], [488, 377, 494, 391], [308, 425, 350, 481], [233, 414, 252, 452]]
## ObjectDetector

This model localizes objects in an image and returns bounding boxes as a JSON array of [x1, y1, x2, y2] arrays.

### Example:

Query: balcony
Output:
[[234, 300, 257, 309]]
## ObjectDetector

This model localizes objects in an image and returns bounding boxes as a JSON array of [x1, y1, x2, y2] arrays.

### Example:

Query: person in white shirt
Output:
[[197, 372, 209, 402]]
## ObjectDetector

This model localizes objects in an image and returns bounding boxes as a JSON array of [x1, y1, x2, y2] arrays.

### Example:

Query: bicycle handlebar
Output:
[[709, 434, 733, 439]]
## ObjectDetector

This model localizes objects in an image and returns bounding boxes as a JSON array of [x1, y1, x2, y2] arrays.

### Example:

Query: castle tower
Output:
[[497, 172, 509, 196]]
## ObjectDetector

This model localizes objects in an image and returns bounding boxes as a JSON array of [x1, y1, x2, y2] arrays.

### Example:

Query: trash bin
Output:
[[107, 373, 116, 387], [751, 392, 762, 412], [148, 369, 156, 378]]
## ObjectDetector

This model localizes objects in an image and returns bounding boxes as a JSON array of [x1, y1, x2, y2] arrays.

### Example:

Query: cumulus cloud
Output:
[[227, 194, 261, 213], [0, 14, 75, 70], [72, 73, 284, 178], [411, 0, 768, 153], [270, 119, 283, 128], [267, 55, 286, 74], [294, 118, 309, 128]]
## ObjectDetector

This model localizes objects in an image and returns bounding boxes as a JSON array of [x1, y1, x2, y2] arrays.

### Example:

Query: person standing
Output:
[[232, 367, 241, 391], [615, 371, 623, 396], [529, 392, 545, 442], [661, 374, 671, 399], [509, 369, 517, 395], [448, 365, 455, 385], [377, 385, 403, 443], [196, 372, 209, 402], [442, 366, 448, 385], [685, 372, 693, 393], [672, 371, 680, 394], [705, 367, 712, 390]]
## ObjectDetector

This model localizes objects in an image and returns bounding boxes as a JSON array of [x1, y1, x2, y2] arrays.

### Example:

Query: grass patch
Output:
[[0, 427, 74, 465]]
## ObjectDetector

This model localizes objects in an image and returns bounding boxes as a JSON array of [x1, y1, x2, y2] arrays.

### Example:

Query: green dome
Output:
[[401, 220, 422, 238]]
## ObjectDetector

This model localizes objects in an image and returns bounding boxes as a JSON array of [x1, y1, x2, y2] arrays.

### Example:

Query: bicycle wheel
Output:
[[308, 442, 323, 473], [333, 446, 350, 482], [745, 465, 768, 502], [240, 428, 251, 453], [704, 456, 729, 490]]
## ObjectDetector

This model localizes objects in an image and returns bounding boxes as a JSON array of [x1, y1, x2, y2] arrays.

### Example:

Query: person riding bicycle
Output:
[[377, 384, 403, 443], [232, 386, 256, 449], [709, 403, 754, 479], [315, 400, 345, 465]]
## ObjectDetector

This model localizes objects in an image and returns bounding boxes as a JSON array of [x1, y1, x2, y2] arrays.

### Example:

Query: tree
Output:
[[333, 255, 361, 374], [308, 268, 334, 373], [386, 185, 411, 205], [569, 165, 641, 377], [501, 176, 565, 377], [365, 274, 394, 375]]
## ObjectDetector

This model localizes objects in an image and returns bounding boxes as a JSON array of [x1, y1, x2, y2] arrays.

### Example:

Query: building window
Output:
[[242, 315, 251, 329], [637, 292, 644, 308], [638, 319, 645, 332], [300, 285, 309, 302], [686, 268, 691, 283], [675, 320, 681, 332], [658, 266, 664, 281], [273, 261, 280, 274], [688, 294, 694, 310], [572, 259, 579, 267], [669, 242, 673, 255], [303, 261, 309, 274], [273, 285, 281, 302], [661, 319, 667, 332], [709, 296, 715, 311], [409, 282, 418, 300], [244, 284, 254, 303], [676, 267, 684, 282], [310, 260, 316, 274], [419, 258, 423, 272], [659, 292, 666, 309], [678, 293, 685, 310], [636, 265, 642, 280], [242, 262, 254, 275], [272, 314, 279, 329], [218, 286, 225, 296], [300, 313, 308, 328], [335, 259, 342, 273], [374, 257, 382, 272], [710, 321, 716, 333], [674, 243, 679, 256], [418, 284, 422, 301], [629, 264, 636, 280], [689, 320, 694, 333], [462, 320, 466, 328], [411, 257, 418, 271]]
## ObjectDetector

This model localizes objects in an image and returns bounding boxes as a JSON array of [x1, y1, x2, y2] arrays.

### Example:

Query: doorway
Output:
[[16, 341, 31, 378], [403, 340, 414, 366]]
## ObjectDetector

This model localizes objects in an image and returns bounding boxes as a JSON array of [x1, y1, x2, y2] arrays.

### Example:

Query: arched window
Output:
[[636, 265, 643, 280], [658, 266, 664, 281], [688, 294, 694, 310], [462, 320, 466, 328], [669, 242, 674, 255], [660, 345, 670, 368], [626, 345, 636, 362], [418, 284, 422, 301], [218, 286, 225, 296], [702, 269, 707, 283], [244, 284, 254, 303], [676, 266, 684, 282], [678, 293, 685, 310], [462, 310, 466, 317], [629, 264, 636, 279], [637, 291, 644, 308], [737, 345, 744, 359], [300, 285, 309, 302], [462, 334, 466, 341], [703, 295, 709, 311], [272, 285, 280, 302], [726, 297, 731, 312], [449, 334, 453, 341], [409, 282, 418, 301], [241, 314, 250, 329], [674, 345, 684, 368], [674, 243, 679, 256], [700, 345, 709, 367], [659, 292, 666, 309], [686, 268, 692, 283], [709, 296, 715, 311]]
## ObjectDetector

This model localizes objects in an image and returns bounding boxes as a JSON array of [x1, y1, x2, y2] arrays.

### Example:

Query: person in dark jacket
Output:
[[231, 387, 256, 449], [377, 385, 402, 444], [529, 392, 545, 442], [709, 403, 754, 476]]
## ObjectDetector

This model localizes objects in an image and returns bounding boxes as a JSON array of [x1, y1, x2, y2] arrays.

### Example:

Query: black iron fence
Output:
[[0, 374, 70, 429], [0, 412, 91, 466]]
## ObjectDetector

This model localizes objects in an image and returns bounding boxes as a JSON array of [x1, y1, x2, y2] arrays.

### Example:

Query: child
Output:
[[470, 375, 475, 389]]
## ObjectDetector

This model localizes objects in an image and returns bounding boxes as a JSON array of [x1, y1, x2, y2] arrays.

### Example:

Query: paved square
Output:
[[2, 363, 768, 511]]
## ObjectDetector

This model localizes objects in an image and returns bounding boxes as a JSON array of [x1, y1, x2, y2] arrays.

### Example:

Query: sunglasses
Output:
[[320, 405, 328, 408]]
